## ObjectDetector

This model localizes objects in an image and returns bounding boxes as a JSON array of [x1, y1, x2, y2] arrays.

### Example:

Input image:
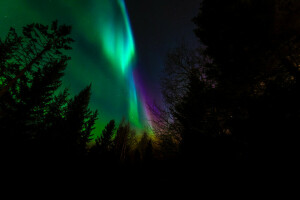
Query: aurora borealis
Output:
[[0, 0, 150, 135], [2, 0, 298, 184], [95, 0, 148, 129], [0, 0, 200, 136]]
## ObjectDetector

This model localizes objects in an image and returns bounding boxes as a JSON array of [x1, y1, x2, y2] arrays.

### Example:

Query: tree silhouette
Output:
[[192, 0, 300, 164], [0, 21, 98, 161], [113, 120, 137, 162], [0, 21, 73, 155], [150, 45, 206, 152], [61, 84, 98, 156], [144, 140, 153, 165], [0, 21, 73, 98], [91, 120, 116, 157], [152, 0, 300, 167]]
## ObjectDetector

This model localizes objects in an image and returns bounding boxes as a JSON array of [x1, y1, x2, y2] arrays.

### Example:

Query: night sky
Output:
[[0, 0, 201, 135]]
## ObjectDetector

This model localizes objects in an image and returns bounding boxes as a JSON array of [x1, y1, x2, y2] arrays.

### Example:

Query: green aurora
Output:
[[0, 0, 152, 136]]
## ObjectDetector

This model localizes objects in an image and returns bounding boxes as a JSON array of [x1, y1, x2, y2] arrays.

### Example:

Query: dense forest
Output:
[[154, 0, 300, 170], [1, 0, 299, 185]]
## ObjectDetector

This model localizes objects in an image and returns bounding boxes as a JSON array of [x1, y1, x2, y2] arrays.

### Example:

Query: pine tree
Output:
[[0, 21, 98, 160], [0, 20, 73, 98], [0, 21, 74, 155], [62, 84, 98, 156], [92, 120, 116, 156]]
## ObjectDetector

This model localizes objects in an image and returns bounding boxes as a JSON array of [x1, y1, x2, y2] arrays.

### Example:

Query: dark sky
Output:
[[0, 0, 202, 134], [127, 0, 202, 101]]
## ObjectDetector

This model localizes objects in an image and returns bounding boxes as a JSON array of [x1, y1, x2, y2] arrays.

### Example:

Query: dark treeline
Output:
[[0, 21, 154, 184], [0, 21, 98, 159], [1, 0, 299, 186], [151, 0, 300, 181]]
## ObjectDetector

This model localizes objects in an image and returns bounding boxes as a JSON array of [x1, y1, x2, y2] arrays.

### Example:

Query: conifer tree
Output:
[[92, 120, 116, 156], [62, 84, 98, 156], [0, 21, 98, 159], [0, 21, 74, 152]]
